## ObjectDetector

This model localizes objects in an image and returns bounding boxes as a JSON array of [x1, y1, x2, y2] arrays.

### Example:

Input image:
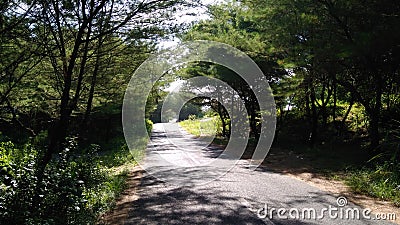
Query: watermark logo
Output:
[[256, 196, 396, 221], [336, 196, 348, 207], [122, 40, 276, 186]]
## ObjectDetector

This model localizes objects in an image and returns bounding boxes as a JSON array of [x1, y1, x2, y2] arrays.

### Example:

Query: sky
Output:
[[158, 0, 224, 49], [161, 0, 225, 93], [164, 79, 186, 92]]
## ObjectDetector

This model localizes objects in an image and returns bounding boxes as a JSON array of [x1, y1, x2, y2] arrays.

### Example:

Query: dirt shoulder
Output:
[[263, 148, 400, 224], [98, 167, 143, 225]]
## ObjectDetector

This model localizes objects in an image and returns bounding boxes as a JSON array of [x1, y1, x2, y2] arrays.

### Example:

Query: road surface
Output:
[[124, 123, 395, 225]]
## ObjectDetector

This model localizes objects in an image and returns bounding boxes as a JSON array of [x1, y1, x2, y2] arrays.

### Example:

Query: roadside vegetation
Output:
[[179, 115, 222, 137], [0, 137, 131, 224], [345, 163, 400, 207], [0, 120, 152, 224]]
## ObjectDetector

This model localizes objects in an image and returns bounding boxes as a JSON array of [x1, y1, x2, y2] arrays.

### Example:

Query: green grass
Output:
[[344, 163, 400, 207], [179, 117, 221, 137], [84, 169, 130, 215], [94, 135, 148, 215], [99, 137, 146, 169]]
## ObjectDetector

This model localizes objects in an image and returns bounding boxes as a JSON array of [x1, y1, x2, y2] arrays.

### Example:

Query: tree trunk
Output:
[[309, 91, 318, 147], [308, 76, 318, 147], [217, 105, 227, 137], [369, 110, 380, 151], [369, 71, 383, 152], [83, 41, 102, 126], [34, 3, 86, 208], [340, 96, 354, 135], [333, 78, 337, 121]]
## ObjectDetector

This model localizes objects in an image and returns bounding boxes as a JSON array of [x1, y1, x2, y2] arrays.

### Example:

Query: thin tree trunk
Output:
[[309, 89, 318, 147], [83, 36, 103, 126], [340, 95, 354, 135], [369, 70, 383, 152], [333, 78, 337, 126]]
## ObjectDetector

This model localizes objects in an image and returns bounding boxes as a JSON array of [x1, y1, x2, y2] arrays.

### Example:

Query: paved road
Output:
[[125, 123, 395, 225]]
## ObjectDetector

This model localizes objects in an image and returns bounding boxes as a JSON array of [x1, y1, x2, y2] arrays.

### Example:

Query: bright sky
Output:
[[174, 0, 224, 24], [158, 0, 224, 49], [161, 0, 225, 93], [164, 79, 186, 92]]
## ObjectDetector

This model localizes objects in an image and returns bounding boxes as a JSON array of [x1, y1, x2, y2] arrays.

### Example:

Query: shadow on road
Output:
[[125, 175, 266, 225]]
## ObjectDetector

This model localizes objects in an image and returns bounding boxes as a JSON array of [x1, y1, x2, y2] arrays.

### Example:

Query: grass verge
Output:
[[179, 116, 221, 137], [344, 163, 400, 207], [94, 135, 149, 223]]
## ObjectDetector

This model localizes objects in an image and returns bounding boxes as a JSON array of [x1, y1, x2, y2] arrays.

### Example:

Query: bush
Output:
[[345, 162, 400, 206], [188, 114, 197, 121], [0, 140, 131, 225], [179, 116, 221, 137], [0, 142, 39, 224], [146, 119, 153, 135]]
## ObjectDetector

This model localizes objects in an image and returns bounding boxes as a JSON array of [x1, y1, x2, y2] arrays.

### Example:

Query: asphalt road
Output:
[[125, 123, 395, 225]]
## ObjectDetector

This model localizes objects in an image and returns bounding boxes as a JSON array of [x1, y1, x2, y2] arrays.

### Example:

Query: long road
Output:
[[124, 123, 395, 225]]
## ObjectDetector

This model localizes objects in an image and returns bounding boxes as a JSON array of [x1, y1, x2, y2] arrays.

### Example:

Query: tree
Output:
[[244, 0, 400, 149], [183, 2, 285, 139], [182, 0, 400, 151], [0, 0, 44, 137], [20, 0, 199, 209]]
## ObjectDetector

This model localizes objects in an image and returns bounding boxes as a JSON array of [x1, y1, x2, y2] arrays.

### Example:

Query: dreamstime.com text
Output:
[[257, 197, 396, 221]]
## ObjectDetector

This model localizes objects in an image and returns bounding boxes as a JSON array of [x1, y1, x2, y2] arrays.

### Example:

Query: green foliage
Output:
[[0, 141, 100, 224], [0, 139, 137, 225], [148, 92, 204, 123], [345, 162, 400, 206], [182, 0, 400, 207], [146, 119, 153, 135], [346, 104, 369, 131], [0, 142, 39, 224], [188, 114, 197, 121], [99, 139, 135, 169], [179, 116, 222, 137], [0, 0, 399, 219], [83, 170, 129, 218]]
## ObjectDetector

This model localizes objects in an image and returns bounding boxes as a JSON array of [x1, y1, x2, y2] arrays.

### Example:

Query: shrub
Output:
[[146, 119, 153, 135], [0, 140, 129, 225], [345, 162, 400, 206], [188, 114, 197, 121]]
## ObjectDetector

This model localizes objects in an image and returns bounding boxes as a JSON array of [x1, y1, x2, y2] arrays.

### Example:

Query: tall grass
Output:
[[179, 116, 222, 137], [345, 162, 400, 206]]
